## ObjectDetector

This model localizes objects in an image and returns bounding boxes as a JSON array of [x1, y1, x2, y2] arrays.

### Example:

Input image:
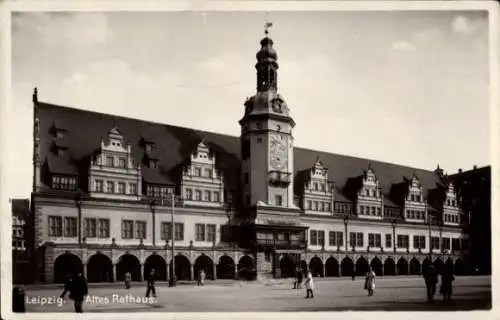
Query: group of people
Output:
[[292, 267, 315, 298]]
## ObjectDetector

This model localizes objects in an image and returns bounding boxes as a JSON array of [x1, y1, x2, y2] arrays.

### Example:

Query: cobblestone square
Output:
[[23, 275, 491, 312]]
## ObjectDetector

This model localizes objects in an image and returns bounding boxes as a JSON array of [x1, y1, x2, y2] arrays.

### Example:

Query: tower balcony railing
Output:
[[268, 171, 292, 186]]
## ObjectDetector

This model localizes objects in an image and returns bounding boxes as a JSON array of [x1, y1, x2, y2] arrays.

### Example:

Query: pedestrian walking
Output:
[[296, 267, 303, 289], [198, 270, 206, 286], [125, 271, 131, 289], [423, 264, 438, 302], [440, 265, 455, 302], [304, 271, 314, 299], [364, 267, 376, 296], [145, 269, 157, 298], [60, 272, 88, 313]]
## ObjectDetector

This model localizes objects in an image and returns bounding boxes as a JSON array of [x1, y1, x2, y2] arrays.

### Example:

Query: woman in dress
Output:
[[364, 267, 376, 296], [304, 271, 314, 298]]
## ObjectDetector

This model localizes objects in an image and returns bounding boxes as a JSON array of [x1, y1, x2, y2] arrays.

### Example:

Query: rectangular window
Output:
[[118, 157, 126, 168], [63, 217, 77, 238], [204, 169, 212, 177], [397, 234, 409, 248], [349, 232, 356, 248], [185, 189, 193, 200], [106, 181, 114, 193], [196, 223, 206, 241], [313, 183, 318, 190], [442, 237, 451, 250], [413, 235, 426, 249], [306, 200, 312, 210], [431, 237, 440, 250], [135, 221, 146, 239], [122, 220, 134, 239], [329, 231, 336, 246], [161, 222, 172, 241], [213, 191, 220, 202], [98, 219, 110, 238], [320, 184, 325, 191], [275, 195, 283, 206], [376, 207, 381, 216], [325, 202, 331, 212], [195, 190, 202, 201], [385, 234, 392, 248], [356, 232, 364, 247], [84, 218, 97, 238], [369, 233, 381, 247], [175, 223, 184, 241], [118, 182, 126, 194], [310, 230, 318, 245], [106, 156, 114, 167], [203, 190, 211, 201], [129, 183, 137, 195], [95, 180, 103, 192], [207, 224, 216, 242], [318, 230, 325, 246], [194, 168, 201, 177], [371, 207, 376, 215]]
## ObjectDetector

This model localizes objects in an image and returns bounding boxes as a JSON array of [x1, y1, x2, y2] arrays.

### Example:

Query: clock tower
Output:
[[239, 28, 296, 209]]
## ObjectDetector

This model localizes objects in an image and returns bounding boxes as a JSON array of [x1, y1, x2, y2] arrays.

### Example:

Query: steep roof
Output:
[[35, 101, 443, 201]]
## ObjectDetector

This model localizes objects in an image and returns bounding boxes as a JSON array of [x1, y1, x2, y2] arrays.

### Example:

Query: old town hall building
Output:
[[31, 31, 472, 284]]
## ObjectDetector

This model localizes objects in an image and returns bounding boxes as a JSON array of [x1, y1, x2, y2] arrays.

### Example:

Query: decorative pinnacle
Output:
[[264, 20, 273, 36]]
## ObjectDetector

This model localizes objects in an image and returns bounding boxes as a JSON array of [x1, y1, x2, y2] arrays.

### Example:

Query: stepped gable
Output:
[[36, 101, 442, 199]]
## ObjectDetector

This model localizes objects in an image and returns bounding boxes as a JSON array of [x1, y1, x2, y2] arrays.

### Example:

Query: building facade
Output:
[[11, 198, 34, 284], [31, 32, 479, 284]]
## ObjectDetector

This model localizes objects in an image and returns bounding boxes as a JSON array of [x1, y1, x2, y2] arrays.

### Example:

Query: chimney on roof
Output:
[[473, 165, 478, 170], [458, 168, 462, 173], [32, 87, 38, 104]]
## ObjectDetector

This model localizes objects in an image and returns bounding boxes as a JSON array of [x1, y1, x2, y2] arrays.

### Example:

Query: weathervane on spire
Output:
[[264, 18, 273, 36]]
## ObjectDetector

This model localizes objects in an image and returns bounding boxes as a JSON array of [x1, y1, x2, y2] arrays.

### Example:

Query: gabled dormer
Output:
[[403, 172, 427, 222], [443, 182, 461, 225], [302, 157, 334, 215], [181, 140, 224, 207], [140, 136, 159, 169], [355, 165, 383, 219], [89, 125, 142, 201]]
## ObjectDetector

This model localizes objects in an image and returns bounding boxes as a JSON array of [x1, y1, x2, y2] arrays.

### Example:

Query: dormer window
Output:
[[150, 159, 158, 169], [194, 168, 201, 177], [106, 156, 114, 167], [145, 143, 155, 153], [52, 175, 77, 190], [118, 157, 126, 168]]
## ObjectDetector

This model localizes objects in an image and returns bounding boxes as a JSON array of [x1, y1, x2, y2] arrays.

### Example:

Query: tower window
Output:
[[275, 195, 283, 206]]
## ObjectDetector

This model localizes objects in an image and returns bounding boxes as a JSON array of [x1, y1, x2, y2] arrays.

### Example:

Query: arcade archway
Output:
[[238, 255, 255, 280], [309, 257, 324, 277], [170, 254, 191, 281], [325, 257, 339, 277], [87, 253, 113, 282], [144, 254, 167, 281], [341, 257, 354, 277], [370, 257, 383, 276], [384, 258, 396, 276], [280, 254, 296, 278], [117, 254, 141, 281], [194, 255, 214, 280], [397, 258, 409, 275], [53, 253, 83, 283], [409, 258, 421, 275], [355, 257, 369, 276], [217, 255, 235, 279]]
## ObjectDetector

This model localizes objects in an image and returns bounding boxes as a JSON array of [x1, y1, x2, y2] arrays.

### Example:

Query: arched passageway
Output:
[[144, 254, 167, 281], [309, 257, 324, 277], [117, 254, 141, 282], [341, 257, 354, 277], [325, 257, 339, 277], [370, 257, 383, 276], [238, 255, 255, 280], [170, 254, 191, 281], [355, 257, 369, 276], [280, 254, 296, 278], [397, 258, 409, 275], [217, 255, 235, 279], [87, 253, 113, 283], [54, 253, 83, 283], [409, 258, 421, 275], [194, 255, 214, 280], [384, 258, 396, 276]]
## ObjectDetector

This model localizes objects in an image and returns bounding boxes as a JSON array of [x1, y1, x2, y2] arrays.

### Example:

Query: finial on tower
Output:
[[32, 87, 38, 104]]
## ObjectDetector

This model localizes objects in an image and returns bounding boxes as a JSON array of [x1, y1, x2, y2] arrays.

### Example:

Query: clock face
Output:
[[270, 134, 288, 171]]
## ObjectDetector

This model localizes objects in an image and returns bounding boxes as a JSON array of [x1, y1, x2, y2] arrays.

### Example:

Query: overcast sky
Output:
[[10, 10, 490, 198]]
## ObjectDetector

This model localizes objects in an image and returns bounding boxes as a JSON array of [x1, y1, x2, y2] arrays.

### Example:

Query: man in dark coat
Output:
[[440, 265, 455, 302], [296, 267, 303, 289], [145, 269, 157, 298], [423, 264, 438, 302], [61, 272, 88, 313]]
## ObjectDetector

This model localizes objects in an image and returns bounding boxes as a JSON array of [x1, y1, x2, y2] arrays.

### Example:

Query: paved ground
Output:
[[22, 275, 491, 312]]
